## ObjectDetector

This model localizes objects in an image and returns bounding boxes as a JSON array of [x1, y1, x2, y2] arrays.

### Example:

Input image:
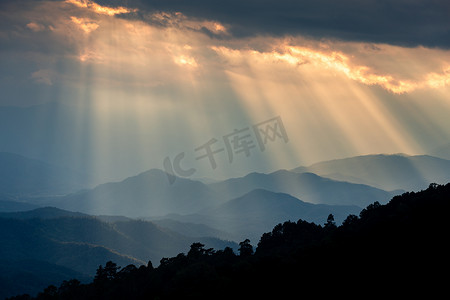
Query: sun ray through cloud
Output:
[[1, 0, 450, 183]]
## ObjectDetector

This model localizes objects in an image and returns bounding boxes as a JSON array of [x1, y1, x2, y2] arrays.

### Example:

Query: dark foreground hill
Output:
[[0, 212, 235, 299], [12, 182, 449, 299]]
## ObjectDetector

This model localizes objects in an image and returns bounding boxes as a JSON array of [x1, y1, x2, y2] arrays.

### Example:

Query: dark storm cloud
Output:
[[107, 0, 450, 48]]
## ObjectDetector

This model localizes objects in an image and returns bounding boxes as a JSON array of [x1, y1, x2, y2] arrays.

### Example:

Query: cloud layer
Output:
[[0, 0, 450, 180], [126, 0, 450, 48], [3, 0, 448, 97]]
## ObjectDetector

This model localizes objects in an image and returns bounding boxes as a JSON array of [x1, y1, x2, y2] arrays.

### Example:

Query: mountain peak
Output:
[[131, 169, 205, 187], [140, 168, 169, 176], [239, 188, 295, 199], [225, 188, 306, 209]]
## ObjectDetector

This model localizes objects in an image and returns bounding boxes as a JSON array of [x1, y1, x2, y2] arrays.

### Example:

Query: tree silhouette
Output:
[[359, 201, 381, 218], [342, 214, 359, 227], [238, 239, 253, 257], [94, 261, 120, 283], [188, 242, 206, 258], [58, 279, 80, 293], [36, 285, 57, 300], [324, 214, 336, 229], [147, 260, 154, 270]]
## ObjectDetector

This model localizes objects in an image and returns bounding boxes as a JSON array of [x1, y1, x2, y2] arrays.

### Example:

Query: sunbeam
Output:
[[1, 0, 450, 186]]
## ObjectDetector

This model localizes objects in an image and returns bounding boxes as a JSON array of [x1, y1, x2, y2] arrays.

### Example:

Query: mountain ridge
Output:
[[16, 183, 450, 299], [47, 169, 221, 217], [292, 153, 450, 191], [208, 168, 394, 207], [162, 188, 361, 241], [0, 210, 237, 298]]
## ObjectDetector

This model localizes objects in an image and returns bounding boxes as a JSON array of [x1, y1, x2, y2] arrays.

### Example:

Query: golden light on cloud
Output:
[[202, 21, 228, 35], [174, 55, 198, 68], [79, 50, 105, 63], [210, 38, 450, 163], [213, 22, 226, 33], [20, 0, 450, 99], [3, 0, 450, 180], [213, 44, 450, 94], [424, 67, 450, 89], [26, 22, 46, 32], [70, 16, 99, 33], [65, 0, 137, 16]]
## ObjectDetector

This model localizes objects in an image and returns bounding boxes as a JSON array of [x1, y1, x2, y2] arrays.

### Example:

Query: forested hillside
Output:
[[10, 183, 449, 299]]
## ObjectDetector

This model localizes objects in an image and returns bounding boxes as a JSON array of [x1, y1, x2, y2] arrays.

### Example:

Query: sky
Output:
[[0, 0, 450, 183]]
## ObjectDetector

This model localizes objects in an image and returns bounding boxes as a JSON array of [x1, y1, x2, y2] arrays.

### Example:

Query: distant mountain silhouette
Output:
[[150, 219, 234, 240], [0, 199, 39, 212], [18, 183, 449, 300], [0, 210, 235, 266], [292, 154, 450, 191], [24, 168, 388, 231], [208, 169, 393, 207], [0, 207, 88, 219], [0, 152, 89, 196], [163, 189, 361, 241], [50, 169, 221, 217], [15, 155, 446, 218]]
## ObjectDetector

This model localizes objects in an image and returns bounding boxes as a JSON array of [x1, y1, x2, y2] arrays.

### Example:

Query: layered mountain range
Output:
[[1, 151, 450, 298]]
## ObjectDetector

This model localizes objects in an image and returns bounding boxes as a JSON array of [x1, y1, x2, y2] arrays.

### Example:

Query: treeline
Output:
[[9, 183, 450, 299]]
